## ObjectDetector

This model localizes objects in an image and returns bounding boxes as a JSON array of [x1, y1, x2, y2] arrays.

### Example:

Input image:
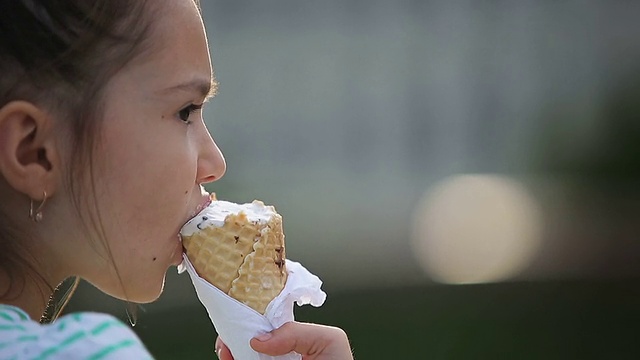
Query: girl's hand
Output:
[[215, 322, 353, 360], [215, 337, 233, 360]]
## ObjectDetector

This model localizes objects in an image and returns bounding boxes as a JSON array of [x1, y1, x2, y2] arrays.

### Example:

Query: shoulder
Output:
[[0, 305, 153, 359]]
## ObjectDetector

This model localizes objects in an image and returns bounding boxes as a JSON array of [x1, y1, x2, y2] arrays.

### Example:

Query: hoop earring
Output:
[[29, 191, 47, 222]]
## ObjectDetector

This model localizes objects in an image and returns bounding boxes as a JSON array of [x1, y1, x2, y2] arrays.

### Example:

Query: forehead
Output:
[[113, 0, 212, 94], [150, 0, 205, 38]]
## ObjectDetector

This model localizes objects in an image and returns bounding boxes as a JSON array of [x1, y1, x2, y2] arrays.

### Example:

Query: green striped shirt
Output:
[[0, 305, 153, 359]]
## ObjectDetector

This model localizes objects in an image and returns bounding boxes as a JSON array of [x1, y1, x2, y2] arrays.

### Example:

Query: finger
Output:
[[250, 322, 351, 358], [215, 337, 234, 360]]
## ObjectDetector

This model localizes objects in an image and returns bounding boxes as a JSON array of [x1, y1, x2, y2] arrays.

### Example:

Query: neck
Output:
[[0, 269, 54, 321]]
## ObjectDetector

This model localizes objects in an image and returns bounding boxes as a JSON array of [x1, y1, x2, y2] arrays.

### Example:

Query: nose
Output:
[[196, 123, 226, 185]]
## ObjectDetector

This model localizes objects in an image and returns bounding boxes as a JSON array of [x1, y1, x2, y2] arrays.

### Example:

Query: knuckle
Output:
[[329, 326, 348, 340]]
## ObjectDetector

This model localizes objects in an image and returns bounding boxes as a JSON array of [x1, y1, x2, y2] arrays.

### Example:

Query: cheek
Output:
[[101, 147, 196, 250], [95, 116, 199, 249], [99, 125, 198, 200]]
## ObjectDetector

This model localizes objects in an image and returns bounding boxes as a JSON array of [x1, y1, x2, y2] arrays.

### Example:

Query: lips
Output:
[[190, 193, 213, 219]]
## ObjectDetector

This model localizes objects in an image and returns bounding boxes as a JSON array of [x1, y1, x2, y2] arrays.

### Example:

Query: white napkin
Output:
[[178, 255, 327, 360]]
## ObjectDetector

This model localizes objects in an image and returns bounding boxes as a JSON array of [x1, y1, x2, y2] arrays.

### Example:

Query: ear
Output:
[[0, 101, 61, 200]]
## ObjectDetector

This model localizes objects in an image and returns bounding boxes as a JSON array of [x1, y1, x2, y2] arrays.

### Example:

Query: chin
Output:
[[99, 276, 166, 304], [131, 278, 166, 304]]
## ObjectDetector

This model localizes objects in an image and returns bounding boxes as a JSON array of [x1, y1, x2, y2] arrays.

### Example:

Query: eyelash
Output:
[[177, 103, 203, 124]]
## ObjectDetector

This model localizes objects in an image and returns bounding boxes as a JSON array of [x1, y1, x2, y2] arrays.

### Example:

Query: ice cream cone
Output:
[[181, 199, 287, 314]]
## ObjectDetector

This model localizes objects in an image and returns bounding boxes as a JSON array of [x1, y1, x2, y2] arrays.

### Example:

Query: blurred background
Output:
[[67, 1, 640, 358]]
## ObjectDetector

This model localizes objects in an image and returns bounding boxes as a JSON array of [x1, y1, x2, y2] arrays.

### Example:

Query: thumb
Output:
[[250, 322, 351, 359]]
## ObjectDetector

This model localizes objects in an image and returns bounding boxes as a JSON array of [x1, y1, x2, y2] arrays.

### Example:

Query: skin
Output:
[[0, 0, 225, 314], [218, 322, 354, 360], [77, 0, 225, 303], [0, 1, 352, 358]]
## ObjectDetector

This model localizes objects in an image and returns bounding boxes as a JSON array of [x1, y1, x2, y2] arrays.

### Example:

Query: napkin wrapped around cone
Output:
[[178, 197, 326, 360]]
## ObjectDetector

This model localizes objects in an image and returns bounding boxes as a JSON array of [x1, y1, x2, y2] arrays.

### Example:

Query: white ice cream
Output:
[[181, 200, 277, 237]]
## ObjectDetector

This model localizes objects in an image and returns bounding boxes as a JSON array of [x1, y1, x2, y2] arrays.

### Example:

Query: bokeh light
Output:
[[411, 174, 543, 284]]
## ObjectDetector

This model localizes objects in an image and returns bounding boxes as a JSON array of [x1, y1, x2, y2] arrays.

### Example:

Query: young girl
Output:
[[0, 0, 352, 359]]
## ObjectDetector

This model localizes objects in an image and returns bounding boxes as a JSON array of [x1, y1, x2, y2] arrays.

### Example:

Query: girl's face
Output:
[[76, 0, 225, 302]]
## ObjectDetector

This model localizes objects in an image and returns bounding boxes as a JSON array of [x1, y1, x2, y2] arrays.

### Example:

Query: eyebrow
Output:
[[158, 76, 219, 101]]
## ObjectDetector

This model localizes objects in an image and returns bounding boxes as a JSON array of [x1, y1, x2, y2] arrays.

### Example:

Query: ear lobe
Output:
[[0, 101, 60, 200]]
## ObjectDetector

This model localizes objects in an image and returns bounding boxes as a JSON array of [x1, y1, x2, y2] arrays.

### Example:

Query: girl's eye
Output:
[[177, 104, 203, 124]]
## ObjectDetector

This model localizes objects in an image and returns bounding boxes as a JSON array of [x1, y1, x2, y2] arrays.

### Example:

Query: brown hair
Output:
[[0, 0, 156, 322]]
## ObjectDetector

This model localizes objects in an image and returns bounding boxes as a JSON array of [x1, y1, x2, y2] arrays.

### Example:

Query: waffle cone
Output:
[[182, 203, 287, 314]]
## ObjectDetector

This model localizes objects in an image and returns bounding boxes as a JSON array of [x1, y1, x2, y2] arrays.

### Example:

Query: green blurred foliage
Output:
[[133, 280, 640, 359], [533, 72, 640, 186]]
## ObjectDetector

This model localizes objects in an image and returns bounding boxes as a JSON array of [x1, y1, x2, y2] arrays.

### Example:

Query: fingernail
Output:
[[254, 332, 273, 342], [215, 347, 221, 359]]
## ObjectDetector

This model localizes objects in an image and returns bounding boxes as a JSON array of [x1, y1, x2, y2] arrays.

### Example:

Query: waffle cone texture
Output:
[[181, 205, 287, 314]]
